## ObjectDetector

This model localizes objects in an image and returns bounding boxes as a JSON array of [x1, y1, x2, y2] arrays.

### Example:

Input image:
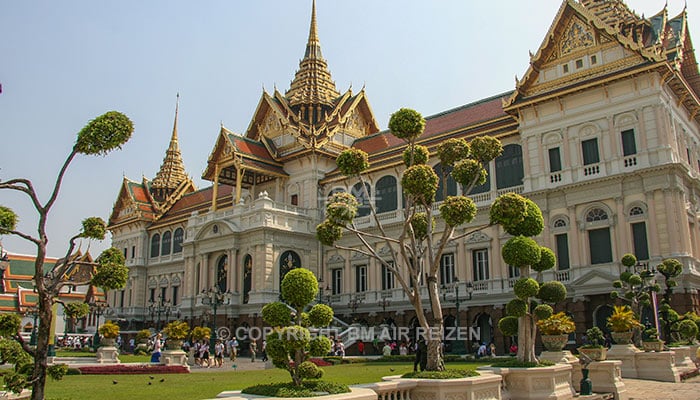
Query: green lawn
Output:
[[44, 361, 490, 400]]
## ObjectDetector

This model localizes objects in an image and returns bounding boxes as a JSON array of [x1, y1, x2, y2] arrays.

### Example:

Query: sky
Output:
[[0, 0, 697, 258]]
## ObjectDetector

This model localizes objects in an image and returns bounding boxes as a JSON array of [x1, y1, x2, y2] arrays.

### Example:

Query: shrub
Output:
[[162, 320, 189, 340], [136, 329, 151, 342], [606, 305, 641, 333], [583, 327, 605, 348], [388, 108, 425, 141], [536, 312, 575, 335], [98, 321, 120, 339]]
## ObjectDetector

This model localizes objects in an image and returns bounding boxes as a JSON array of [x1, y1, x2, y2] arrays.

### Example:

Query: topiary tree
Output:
[[0, 111, 133, 400], [491, 193, 565, 363], [62, 302, 90, 334], [657, 258, 683, 343], [260, 268, 334, 387], [0, 314, 68, 394], [317, 108, 502, 371]]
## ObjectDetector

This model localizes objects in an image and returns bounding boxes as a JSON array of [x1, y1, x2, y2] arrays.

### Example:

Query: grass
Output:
[[44, 361, 491, 400]]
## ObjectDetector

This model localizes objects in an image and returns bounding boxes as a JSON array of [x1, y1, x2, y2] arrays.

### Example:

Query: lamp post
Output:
[[200, 287, 232, 353], [317, 276, 324, 304], [442, 277, 473, 354], [25, 305, 40, 346], [348, 296, 362, 317], [148, 295, 171, 331], [89, 300, 109, 348]]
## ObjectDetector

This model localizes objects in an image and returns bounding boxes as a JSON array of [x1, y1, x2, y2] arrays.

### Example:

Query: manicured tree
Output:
[[657, 258, 683, 343], [0, 314, 68, 394], [261, 268, 333, 386], [0, 111, 133, 400], [610, 253, 661, 345], [62, 302, 90, 335], [491, 193, 565, 363], [317, 108, 501, 371]]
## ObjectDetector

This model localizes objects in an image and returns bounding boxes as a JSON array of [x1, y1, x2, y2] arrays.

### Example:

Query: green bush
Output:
[[336, 148, 369, 176], [439, 196, 477, 227], [437, 138, 470, 167], [502, 237, 541, 268], [388, 108, 425, 141], [513, 277, 540, 299], [281, 268, 318, 309], [402, 165, 439, 204], [401, 369, 478, 379], [242, 381, 350, 397], [403, 145, 429, 166]]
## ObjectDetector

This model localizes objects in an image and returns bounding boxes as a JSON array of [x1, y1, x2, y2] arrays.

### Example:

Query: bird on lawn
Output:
[[149, 376, 154, 380], [389, 368, 395, 372], [160, 378, 165, 383], [148, 382, 152, 386], [112, 380, 118, 385]]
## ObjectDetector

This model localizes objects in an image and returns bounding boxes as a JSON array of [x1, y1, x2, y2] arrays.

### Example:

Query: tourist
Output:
[[150, 333, 162, 363], [509, 343, 518, 356], [199, 339, 211, 368], [357, 341, 365, 355], [193, 341, 201, 367], [261, 339, 268, 362], [489, 342, 496, 357], [476, 342, 487, 358], [382, 342, 392, 356], [214, 339, 225, 367], [399, 342, 408, 355], [335, 340, 345, 358], [249, 339, 257, 362]]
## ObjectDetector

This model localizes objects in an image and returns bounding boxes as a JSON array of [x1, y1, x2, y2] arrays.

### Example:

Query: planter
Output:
[[361, 373, 502, 400], [488, 364, 574, 400], [610, 331, 633, 345], [578, 347, 607, 361], [541, 334, 569, 352], [100, 338, 117, 348], [215, 387, 377, 400], [642, 341, 664, 352], [166, 339, 184, 351]]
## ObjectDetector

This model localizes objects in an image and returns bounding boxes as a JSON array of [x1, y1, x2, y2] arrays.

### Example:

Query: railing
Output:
[[623, 156, 637, 168], [583, 164, 600, 176], [358, 380, 416, 400], [550, 172, 562, 183]]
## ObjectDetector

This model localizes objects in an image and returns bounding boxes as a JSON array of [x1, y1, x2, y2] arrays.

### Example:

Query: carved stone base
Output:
[[490, 364, 574, 400], [161, 350, 189, 368], [586, 360, 627, 400], [606, 344, 641, 378], [215, 387, 377, 400], [669, 346, 697, 374], [95, 346, 120, 364], [539, 351, 580, 392], [636, 351, 681, 382]]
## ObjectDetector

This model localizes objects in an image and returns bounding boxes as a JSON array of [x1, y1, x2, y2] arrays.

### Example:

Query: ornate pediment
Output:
[[466, 232, 491, 244], [327, 254, 345, 265], [560, 18, 595, 57]]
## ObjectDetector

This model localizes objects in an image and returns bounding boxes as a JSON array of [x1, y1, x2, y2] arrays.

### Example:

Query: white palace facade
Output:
[[107, 0, 700, 353]]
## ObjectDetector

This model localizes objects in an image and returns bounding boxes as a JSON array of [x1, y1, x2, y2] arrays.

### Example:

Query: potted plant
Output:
[[578, 327, 607, 361], [536, 312, 575, 351], [98, 320, 120, 347], [162, 320, 190, 350], [642, 327, 664, 352], [607, 305, 641, 344]]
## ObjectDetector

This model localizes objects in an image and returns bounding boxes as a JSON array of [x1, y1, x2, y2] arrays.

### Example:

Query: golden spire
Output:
[[285, 0, 340, 107], [152, 93, 187, 200]]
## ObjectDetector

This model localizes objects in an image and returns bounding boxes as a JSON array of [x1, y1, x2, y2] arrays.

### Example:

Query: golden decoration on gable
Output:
[[346, 109, 365, 134], [263, 112, 282, 135], [561, 20, 595, 56]]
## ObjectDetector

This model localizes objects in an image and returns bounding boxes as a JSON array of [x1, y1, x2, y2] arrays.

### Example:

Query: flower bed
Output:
[[77, 364, 189, 375]]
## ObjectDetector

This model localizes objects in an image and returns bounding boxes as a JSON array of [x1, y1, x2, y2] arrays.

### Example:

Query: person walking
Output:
[[260, 339, 268, 362], [214, 339, 225, 367], [249, 339, 257, 362], [150, 333, 162, 363]]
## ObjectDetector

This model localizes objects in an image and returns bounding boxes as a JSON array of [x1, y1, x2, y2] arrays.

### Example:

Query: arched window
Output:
[[216, 255, 228, 292], [279, 251, 301, 292], [173, 228, 184, 253], [434, 164, 457, 202], [150, 234, 160, 258], [161, 231, 172, 256], [375, 175, 398, 213], [553, 219, 568, 228], [243, 255, 252, 304], [586, 208, 612, 264], [352, 182, 372, 217], [495, 144, 524, 189]]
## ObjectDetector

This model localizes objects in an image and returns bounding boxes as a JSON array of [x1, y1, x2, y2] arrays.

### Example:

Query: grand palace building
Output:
[[106, 0, 700, 353]]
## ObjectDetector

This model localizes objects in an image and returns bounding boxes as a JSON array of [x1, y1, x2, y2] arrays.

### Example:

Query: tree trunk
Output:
[[31, 291, 52, 400], [517, 314, 537, 363], [425, 329, 445, 371]]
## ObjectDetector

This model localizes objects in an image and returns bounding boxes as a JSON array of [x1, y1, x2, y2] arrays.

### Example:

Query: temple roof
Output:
[[285, 0, 340, 107], [151, 94, 193, 202]]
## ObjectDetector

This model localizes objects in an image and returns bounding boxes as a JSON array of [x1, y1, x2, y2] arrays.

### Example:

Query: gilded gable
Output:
[[560, 18, 595, 57]]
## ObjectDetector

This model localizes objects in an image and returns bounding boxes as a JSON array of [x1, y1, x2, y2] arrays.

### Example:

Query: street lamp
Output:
[[441, 277, 473, 354], [89, 300, 109, 348], [24, 305, 40, 346], [348, 296, 362, 313], [200, 287, 232, 353], [148, 295, 171, 330]]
